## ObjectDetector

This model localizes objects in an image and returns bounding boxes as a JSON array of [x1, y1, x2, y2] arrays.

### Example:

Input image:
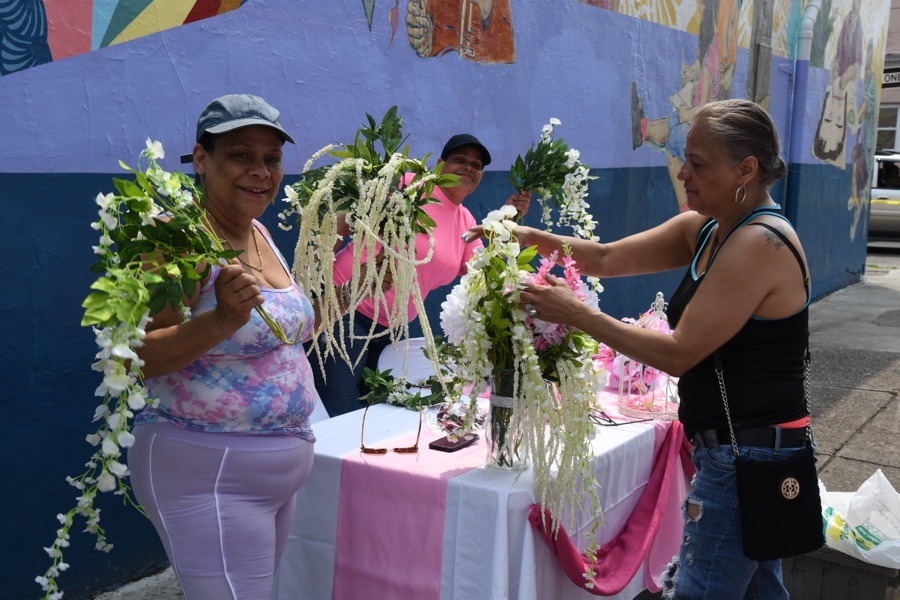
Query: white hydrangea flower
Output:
[[440, 285, 470, 345], [98, 209, 117, 231], [110, 343, 138, 361], [92, 405, 110, 421]]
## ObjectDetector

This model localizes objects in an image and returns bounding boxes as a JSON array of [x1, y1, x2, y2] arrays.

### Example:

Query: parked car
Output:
[[870, 150, 900, 238]]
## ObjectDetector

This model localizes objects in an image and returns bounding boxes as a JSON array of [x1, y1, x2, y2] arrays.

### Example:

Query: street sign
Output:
[[883, 67, 900, 88]]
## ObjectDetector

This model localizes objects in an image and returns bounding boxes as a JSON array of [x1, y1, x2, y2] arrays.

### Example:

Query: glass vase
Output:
[[487, 369, 524, 470]]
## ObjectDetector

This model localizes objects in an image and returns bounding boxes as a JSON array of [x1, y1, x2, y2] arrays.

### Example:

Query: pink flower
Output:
[[524, 252, 596, 353], [593, 344, 615, 371]]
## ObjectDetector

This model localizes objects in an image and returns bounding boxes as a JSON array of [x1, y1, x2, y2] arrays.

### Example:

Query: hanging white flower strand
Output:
[[38, 141, 245, 599], [279, 107, 457, 378]]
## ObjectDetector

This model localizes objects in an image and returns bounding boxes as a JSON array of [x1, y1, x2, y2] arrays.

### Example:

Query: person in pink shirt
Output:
[[315, 134, 531, 416]]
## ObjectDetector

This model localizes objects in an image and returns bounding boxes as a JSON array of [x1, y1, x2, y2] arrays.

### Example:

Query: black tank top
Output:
[[667, 207, 810, 436]]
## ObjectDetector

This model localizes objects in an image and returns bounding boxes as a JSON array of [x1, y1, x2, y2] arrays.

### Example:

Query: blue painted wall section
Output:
[[0, 173, 169, 598], [0, 0, 890, 596]]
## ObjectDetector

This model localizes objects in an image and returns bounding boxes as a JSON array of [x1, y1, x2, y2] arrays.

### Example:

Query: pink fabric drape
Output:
[[332, 433, 487, 600], [529, 420, 694, 595]]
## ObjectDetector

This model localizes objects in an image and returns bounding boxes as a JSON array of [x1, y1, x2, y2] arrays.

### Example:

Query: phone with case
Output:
[[428, 434, 478, 452]]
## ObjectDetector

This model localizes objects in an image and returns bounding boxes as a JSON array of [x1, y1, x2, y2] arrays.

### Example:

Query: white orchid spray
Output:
[[439, 206, 606, 543], [278, 107, 458, 377], [37, 141, 247, 599], [509, 118, 602, 293]]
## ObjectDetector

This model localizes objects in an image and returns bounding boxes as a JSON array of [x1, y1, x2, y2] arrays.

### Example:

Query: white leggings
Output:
[[128, 423, 314, 600]]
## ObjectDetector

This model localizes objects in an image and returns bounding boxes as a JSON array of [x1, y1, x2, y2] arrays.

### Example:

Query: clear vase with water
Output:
[[487, 369, 524, 469]]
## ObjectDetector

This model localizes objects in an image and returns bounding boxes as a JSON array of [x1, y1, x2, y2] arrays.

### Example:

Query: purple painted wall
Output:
[[2, 0, 697, 176]]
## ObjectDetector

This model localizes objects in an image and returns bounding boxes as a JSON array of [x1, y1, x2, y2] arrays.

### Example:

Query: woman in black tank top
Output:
[[472, 100, 812, 599]]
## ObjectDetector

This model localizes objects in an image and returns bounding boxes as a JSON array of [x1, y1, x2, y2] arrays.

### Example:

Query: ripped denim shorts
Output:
[[660, 444, 801, 600]]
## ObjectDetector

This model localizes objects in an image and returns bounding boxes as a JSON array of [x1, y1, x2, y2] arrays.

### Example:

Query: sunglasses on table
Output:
[[360, 403, 423, 455], [589, 409, 654, 427]]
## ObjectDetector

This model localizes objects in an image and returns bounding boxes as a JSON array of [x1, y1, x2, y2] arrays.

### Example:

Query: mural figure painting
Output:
[[630, 0, 739, 210], [406, 0, 514, 63], [848, 39, 877, 240], [812, 0, 863, 167]]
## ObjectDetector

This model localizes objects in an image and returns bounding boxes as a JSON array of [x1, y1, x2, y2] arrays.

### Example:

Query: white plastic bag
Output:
[[821, 469, 900, 568]]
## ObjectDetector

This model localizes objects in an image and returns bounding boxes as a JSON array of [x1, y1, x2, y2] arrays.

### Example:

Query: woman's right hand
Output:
[[358, 249, 393, 294], [213, 261, 264, 331]]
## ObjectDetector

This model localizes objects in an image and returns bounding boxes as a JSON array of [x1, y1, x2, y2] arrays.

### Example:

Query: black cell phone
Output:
[[428, 434, 478, 452]]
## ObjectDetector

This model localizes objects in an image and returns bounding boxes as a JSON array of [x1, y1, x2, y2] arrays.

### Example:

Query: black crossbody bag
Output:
[[714, 349, 824, 561]]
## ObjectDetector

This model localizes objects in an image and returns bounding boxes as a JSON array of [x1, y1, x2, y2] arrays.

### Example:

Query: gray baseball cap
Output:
[[181, 94, 294, 163]]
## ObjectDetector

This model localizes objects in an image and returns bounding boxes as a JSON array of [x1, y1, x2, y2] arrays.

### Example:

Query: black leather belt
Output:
[[691, 426, 808, 449]]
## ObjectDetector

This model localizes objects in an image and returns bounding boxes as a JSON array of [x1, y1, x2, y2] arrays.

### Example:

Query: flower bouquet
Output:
[[509, 119, 601, 291], [439, 205, 605, 537], [278, 106, 457, 377], [595, 292, 679, 420], [38, 141, 252, 599]]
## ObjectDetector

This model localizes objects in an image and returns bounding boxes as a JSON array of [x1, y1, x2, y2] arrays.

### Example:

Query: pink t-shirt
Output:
[[332, 181, 481, 326]]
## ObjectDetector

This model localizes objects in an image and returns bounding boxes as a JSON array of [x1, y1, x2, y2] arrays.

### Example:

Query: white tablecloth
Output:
[[272, 404, 685, 600]]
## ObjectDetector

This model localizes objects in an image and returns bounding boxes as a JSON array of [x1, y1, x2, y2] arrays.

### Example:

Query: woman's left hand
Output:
[[519, 275, 583, 326], [505, 191, 533, 219]]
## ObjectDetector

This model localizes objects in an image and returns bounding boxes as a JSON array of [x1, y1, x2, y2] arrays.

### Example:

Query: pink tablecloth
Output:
[[287, 396, 692, 600], [333, 432, 488, 600]]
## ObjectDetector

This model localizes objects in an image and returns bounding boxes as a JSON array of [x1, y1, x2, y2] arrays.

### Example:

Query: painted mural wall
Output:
[[787, 0, 889, 291], [0, 0, 889, 596], [0, 0, 248, 74]]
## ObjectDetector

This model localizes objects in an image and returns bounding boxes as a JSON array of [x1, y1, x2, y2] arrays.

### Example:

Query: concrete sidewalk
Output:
[[808, 252, 900, 494], [94, 253, 900, 600]]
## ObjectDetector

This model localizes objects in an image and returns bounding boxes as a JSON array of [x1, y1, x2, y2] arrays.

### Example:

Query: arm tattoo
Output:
[[761, 228, 785, 250]]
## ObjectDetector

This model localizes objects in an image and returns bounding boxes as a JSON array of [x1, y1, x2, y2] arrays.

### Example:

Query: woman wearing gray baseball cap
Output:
[[128, 94, 341, 598]]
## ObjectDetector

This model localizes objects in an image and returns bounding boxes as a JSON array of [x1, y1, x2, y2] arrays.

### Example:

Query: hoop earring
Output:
[[735, 185, 747, 205]]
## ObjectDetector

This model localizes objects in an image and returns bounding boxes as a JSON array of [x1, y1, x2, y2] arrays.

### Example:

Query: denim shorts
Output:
[[661, 443, 803, 599]]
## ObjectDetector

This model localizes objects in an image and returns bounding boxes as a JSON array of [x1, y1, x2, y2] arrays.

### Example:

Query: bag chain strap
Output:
[[714, 342, 812, 459], [714, 364, 742, 458]]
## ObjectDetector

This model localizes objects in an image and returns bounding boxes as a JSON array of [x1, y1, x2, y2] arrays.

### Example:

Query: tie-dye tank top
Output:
[[135, 222, 318, 441]]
